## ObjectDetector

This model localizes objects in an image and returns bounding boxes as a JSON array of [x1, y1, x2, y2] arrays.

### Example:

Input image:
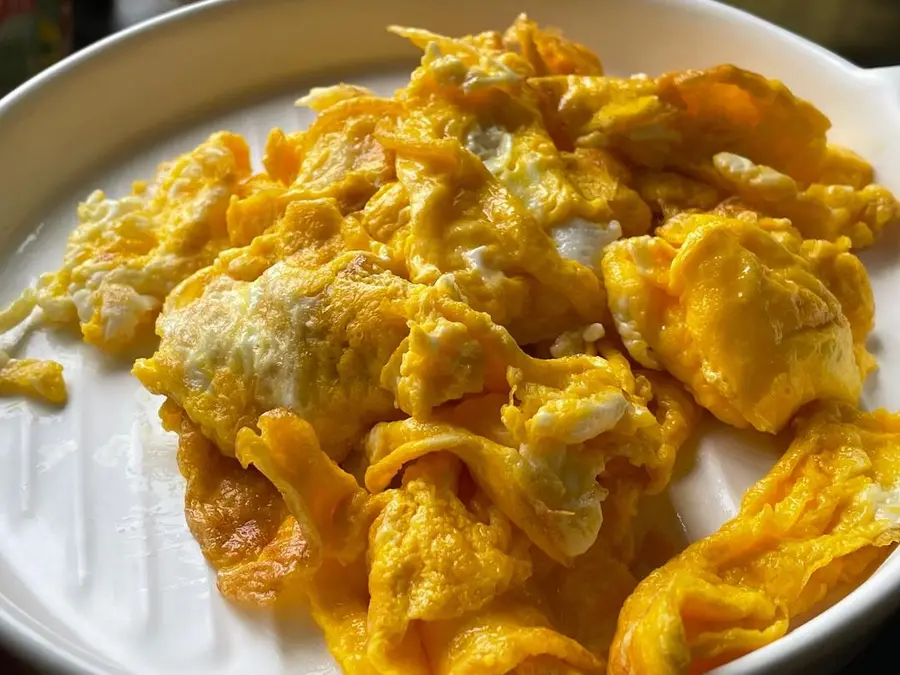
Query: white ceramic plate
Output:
[[2, 1, 900, 673]]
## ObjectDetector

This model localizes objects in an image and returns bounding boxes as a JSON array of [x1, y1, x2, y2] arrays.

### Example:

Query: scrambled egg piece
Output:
[[800, 236, 876, 376], [608, 403, 900, 674], [161, 402, 308, 606], [0, 354, 66, 405], [711, 152, 900, 247], [632, 168, 721, 221], [503, 14, 604, 77], [172, 401, 384, 674], [420, 594, 604, 675], [529, 537, 637, 662], [656, 209, 876, 373], [2, 132, 251, 355], [272, 93, 398, 213], [366, 454, 532, 673], [603, 216, 864, 432], [170, 401, 624, 675], [235, 409, 382, 566], [138, 189, 657, 465], [134, 252, 413, 462], [533, 65, 830, 183], [380, 137, 607, 344], [350, 24, 652, 343], [815, 143, 875, 189], [367, 347, 664, 564]]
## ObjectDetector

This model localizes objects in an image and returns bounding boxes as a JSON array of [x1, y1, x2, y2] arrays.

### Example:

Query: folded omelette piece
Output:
[[171, 401, 384, 674], [418, 593, 604, 675], [367, 354, 699, 568], [656, 208, 876, 375], [502, 14, 604, 78], [608, 402, 900, 675], [161, 402, 310, 607], [531, 66, 899, 246], [366, 453, 533, 674], [134, 251, 413, 462], [367, 352, 662, 564], [347, 25, 650, 344], [390, 23, 649, 236], [367, 452, 639, 675], [602, 215, 866, 433], [531, 65, 830, 184], [175, 397, 609, 675], [376, 136, 607, 345], [266, 91, 399, 214]]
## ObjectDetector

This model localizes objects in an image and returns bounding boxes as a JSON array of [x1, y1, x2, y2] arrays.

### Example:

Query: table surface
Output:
[[3, 1, 900, 672]]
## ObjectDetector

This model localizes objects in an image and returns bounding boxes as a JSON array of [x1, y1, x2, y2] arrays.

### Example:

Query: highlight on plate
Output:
[[3, 14, 900, 674]]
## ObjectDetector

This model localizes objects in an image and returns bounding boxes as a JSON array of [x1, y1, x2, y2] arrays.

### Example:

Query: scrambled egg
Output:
[[366, 454, 532, 672], [161, 402, 307, 606], [609, 403, 900, 674], [711, 151, 900, 247], [5, 13, 900, 675], [3, 132, 251, 356], [603, 216, 866, 433], [135, 251, 412, 461], [0, 354, 66, 405]]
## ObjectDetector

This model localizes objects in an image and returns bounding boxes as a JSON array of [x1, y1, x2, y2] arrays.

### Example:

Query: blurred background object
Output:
[[726, 0, 900, 66], [0, 0, 73, 94], [5, 0, 900, 97]]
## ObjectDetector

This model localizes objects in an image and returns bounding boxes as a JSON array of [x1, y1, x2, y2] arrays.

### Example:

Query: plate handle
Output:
[[868, 66, 900, 95]]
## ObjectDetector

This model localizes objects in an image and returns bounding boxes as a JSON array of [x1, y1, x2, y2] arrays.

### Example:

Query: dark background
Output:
[[2, 0, 900, 672]]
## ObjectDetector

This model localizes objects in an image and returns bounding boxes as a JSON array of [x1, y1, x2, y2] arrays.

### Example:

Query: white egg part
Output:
[[582, 322, 605, 343], [294, 83, 375, 111], [424, 321, 457, 351], [551, 217, 622, 272], [433, 273, 466, 302], [100, 288, 159, 343], [518, 441, 608, 556], [627, 236, 662, 277], [610, 291, 661, 369], [423, 41, 521, 93], [160, 261, 320, 412], [713, 152, 797, 194], [462, 246, 506, 285], [71, 289, 94, 324], [550, 330, 585, 358], [530, 392, 629, 444], [465, 124, 514, 175], [870, 482, 900, 524]]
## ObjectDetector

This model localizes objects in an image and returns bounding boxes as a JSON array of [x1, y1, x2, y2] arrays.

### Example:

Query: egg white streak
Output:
[[465, 124, 514, 175], [713, 152, 796, 193], [160, 261, 319, 410], [462, 246, 506, 285], [869, 482, 900, 525], [551, 217, 622, 272], [531, 393, 628, 445], [582, 322, 605, 343]]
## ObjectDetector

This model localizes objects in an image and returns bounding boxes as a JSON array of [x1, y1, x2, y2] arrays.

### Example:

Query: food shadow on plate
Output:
[[666, 413, 789, 542], [857, 207, 900, 273], [271, 586, 334, 666]]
